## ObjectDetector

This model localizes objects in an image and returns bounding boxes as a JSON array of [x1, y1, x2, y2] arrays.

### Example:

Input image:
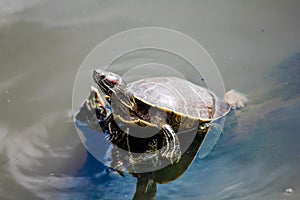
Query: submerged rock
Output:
[[225, 89, 248, 110]]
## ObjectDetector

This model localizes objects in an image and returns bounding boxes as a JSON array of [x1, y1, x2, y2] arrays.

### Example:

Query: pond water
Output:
[[1, 1, 300, 199]]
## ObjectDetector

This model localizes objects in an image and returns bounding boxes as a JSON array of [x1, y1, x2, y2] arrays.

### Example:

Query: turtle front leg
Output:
[[161, 124, 181, 164], [113, 116, 181, 163], [90, 86, 107, 118]]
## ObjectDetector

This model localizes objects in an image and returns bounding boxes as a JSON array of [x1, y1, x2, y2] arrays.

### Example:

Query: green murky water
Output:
[[1, 1, 300, 199]]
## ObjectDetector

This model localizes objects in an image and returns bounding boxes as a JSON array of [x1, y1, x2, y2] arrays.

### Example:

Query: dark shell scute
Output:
[[127, 77, 227, 120]]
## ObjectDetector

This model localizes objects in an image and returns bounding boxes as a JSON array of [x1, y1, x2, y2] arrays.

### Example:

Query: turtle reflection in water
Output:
[[92, 69, 235, 163]]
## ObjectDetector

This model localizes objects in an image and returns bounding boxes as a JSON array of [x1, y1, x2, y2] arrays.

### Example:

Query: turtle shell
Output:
[[127, 77, 230, 121]]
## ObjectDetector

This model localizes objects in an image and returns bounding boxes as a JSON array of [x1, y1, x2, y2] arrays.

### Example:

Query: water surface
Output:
[[1, 1, 300, 199]]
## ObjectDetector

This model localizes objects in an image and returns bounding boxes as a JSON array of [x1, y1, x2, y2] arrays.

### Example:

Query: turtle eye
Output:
[[100, 74, 105, 79]]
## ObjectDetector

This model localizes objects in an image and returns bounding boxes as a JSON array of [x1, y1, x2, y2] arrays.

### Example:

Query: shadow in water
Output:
[[131, 130, 207, 200]]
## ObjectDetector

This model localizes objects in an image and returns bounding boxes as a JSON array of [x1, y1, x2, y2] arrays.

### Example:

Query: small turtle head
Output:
[[93, 69, 126, 96]]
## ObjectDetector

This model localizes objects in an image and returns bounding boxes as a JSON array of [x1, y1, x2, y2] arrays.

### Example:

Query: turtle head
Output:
[[93, 69, 127, 96]]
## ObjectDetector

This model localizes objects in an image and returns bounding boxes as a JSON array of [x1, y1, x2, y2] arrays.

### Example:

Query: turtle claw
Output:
[[161, 124, 181, 164]]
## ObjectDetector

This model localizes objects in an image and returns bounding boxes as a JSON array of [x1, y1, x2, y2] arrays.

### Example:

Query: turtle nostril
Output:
[[94, 69, 101, 74]]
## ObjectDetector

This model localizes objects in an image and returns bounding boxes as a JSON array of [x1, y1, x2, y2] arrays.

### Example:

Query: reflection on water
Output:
[[1, 0, 300, 199]]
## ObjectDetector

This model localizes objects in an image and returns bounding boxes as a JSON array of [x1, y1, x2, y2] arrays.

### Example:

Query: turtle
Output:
[[75, 85, 212, 200], [92, 69, 233, 163]]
